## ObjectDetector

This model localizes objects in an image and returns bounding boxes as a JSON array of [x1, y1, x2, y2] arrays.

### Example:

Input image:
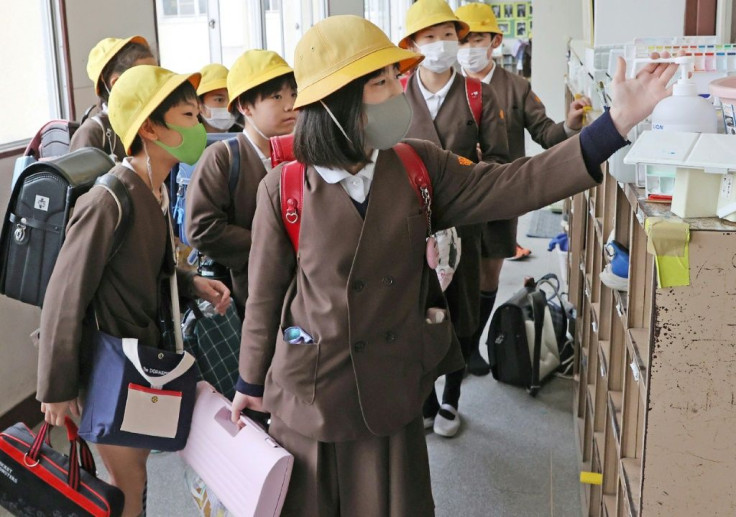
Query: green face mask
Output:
[[153, 123, 207, 165]]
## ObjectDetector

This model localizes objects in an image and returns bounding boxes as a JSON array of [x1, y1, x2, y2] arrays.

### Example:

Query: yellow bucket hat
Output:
[[293, 15, 423, 109], [399, 0, 470, 49], [455, 3, 502, 35], [86, 35, 149, 95], [197, 64, 229, 96], [227, 50, 293, 110], [108, 65, 201, 153]]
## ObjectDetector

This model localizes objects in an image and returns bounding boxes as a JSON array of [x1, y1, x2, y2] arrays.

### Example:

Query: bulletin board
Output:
[[490, 2, 532, 39]]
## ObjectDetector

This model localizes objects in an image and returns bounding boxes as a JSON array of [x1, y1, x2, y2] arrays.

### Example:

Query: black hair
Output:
[[236, 73, 297, 113], [99, 42, 155, 102], [129, 80, 199, 156], [459, 31, 499, 44], [293, 68, 385, 169]]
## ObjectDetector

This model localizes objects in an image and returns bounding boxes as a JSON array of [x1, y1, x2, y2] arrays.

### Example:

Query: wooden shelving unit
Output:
[[566, 85, 736, 516]]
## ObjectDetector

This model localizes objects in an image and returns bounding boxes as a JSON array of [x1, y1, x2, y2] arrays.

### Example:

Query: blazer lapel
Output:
[[405, 74, 443, 148]]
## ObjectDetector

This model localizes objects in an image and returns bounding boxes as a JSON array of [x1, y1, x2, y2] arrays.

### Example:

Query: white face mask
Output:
[[417, 40, 459, 73], [457, 46, 491, 74], [203, 106, 237, 131]]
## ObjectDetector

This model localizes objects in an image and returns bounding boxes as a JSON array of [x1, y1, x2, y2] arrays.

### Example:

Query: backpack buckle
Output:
[[285, 198, 299, 224]]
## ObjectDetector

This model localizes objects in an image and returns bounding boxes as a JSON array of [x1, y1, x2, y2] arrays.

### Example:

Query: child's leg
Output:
[[95, 444, 150, 517]]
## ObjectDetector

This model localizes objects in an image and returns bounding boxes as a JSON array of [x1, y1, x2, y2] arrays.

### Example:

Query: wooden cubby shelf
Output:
[[566, 80, 736, 517]]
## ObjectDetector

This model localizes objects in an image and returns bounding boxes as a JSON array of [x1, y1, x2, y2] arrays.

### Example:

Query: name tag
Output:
[[120, 383, 182, 438]]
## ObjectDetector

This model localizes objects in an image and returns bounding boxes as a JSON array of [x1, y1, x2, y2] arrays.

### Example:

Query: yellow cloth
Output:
[[644, 218, 690, 288]]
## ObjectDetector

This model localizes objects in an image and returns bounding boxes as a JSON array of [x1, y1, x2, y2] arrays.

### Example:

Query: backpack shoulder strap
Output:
[[528, 290, 547, 396], [225, 137, 241, 194], [280, 161, 305, 252], [464, 76, 483, 128], [93, 173, 132, 259], [394, 142, 432, 206]]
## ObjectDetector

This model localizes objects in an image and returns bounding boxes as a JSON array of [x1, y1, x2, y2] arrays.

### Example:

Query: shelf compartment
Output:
[[613, 289, 627, 327], [608, 391, 623, 456], [603, 495, 617, 517], [620, 457, 642, 517]]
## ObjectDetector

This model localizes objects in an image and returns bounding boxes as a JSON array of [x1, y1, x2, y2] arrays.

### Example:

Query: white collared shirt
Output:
[[313, 149, 380, 203], [461, 61, 496, 85], [416, 70, 456, 120], [242, 128, 272, 170]]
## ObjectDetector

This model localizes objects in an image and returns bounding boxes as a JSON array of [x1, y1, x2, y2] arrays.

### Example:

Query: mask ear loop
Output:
[[141, 139, 157, 196], [320, 100, 354, 145], [238, 99, 271, 141]]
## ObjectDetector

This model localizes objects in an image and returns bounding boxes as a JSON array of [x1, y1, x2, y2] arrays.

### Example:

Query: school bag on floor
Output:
[[487, 274, 569, 396], [0, 148, 129, 306]]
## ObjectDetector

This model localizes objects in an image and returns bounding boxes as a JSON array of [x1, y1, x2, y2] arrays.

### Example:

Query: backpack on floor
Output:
[[0, 148, 130, 307], [487, 274, 570, 396]]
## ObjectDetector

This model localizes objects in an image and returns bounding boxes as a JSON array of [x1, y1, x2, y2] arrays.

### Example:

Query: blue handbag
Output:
[[78, 329, 197, 451]]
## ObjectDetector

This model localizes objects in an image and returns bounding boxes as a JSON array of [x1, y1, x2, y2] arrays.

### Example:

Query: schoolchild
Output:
[[38, 65, 231, 517], [399, 0, 510, 437], [230, 14, 676, 516], [196, 63, 242, 133], [455, 2, 591, 375], [186, 50, 297, 315], [69, 36, 157, 161]]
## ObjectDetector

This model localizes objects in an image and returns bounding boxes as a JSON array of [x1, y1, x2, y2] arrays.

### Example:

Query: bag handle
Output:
[[122, 338, 195, 389], [528, 290, 547, 396], [27, 417, 97, 491]]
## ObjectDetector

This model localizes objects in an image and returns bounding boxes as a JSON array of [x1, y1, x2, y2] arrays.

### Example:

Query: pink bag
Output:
[[179, 382, 293, 516]]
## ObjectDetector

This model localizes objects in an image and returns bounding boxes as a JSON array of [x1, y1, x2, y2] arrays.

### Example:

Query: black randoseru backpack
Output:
[[0, 147, 129, 307]]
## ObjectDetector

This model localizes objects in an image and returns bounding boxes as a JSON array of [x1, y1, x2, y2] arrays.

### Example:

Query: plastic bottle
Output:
[[651, 57, 718, 133]]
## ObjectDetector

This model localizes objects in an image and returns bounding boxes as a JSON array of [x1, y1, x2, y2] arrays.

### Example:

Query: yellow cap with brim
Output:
[[399, 0, 469, 49], [87, 35, 149, 95], [455, 3, 502, 35], [293, 15, 424, 109], [108, 65, 201, 154], [227, 50, 293, 110], [197, 64, 229, 96]]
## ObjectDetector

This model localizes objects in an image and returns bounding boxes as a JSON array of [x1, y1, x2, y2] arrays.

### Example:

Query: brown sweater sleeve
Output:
[[37, 188, 118, 402], [186, 142, 251, 271]]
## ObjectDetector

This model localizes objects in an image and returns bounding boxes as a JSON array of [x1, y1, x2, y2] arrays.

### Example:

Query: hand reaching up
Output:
[[609, 52, 680, 138]]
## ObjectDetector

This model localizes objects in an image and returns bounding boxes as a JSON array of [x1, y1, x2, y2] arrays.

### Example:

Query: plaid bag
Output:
[[183, 299, 242, 400]]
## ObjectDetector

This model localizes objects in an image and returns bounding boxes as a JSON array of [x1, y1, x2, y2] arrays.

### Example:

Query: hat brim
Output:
[[227, 65, 294, 110], [465, 22, 502, 35], [399, 18, 470, 49], [123, 72, 201, 153], [197, 78, 228, 96], [293, 47, 424, 110], [93, 35, 149, 95]]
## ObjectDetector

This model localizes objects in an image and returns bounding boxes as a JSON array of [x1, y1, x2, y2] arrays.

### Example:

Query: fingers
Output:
[[231, 393, 248, 424], [70, 399, 81, 417], [613, 56, 626, 85], [658, 62, 680, 85]]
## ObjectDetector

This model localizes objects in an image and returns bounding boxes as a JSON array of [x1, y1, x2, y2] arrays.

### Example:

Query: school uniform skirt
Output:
[[480, 218, 518, 259], [270, 415, 435, 517]]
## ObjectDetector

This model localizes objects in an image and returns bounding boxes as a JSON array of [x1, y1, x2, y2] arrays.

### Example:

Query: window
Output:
[[161, 0, 207, 17], [365, 0, 413, 45], [0, 0, 64, 148]]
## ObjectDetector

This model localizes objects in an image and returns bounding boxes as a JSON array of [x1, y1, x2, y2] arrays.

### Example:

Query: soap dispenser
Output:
[[651, 56, 718, 133]]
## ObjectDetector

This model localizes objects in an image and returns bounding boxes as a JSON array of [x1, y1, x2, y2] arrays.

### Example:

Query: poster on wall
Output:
[[491, 2, 532, 39]]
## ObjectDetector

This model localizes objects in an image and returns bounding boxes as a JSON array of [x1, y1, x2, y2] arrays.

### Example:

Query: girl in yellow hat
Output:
[[230, 14, 678, 516], [197, 63, 242, 133], [70, 36, 157, 161], [38, 65, 231, 517], [454, 2, 592, 378], [186, 49, 296, 316]]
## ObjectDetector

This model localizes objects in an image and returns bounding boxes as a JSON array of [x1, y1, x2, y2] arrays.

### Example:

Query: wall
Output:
[[327, 0, 363, 16], [530, 0, 584, 123], [64, 0, 158, 120]]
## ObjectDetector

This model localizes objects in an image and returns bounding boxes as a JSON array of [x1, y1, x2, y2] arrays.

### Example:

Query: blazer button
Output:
[[382, 276, 394, 286], [353, 341, 366, 352], [467, 120, 474, 126], [352, 280, 365, 292], [384, 332, 397, 343]]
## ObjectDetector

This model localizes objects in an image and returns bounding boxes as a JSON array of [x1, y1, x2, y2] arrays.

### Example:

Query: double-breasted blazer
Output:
[[240, 137, 599, 442], [404, 72, 510, 336], [186, 134, 269, 307]]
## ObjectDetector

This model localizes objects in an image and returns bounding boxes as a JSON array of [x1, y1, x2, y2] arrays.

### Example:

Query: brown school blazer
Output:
[[186, 134, 268, 307], [69, 112, 127, 162], [404, 72, 510, 337], [488, 66, 567, 161], [240, 138, 599, 442], [37, 165, 195, 403]]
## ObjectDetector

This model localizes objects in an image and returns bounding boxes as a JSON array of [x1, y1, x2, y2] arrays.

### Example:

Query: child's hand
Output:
[[566, 96, 591, 130], [231, 391, 264, 428], [609, 52, 680, 137], [192, 276, 231, 315], [41, 399, 80, 426]]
